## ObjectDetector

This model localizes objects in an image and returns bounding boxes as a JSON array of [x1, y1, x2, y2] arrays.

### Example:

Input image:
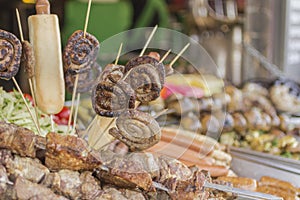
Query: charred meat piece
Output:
[[156, 155, 193, 186], [168, 168, 210, 200], [80, 171, 103, 200], [0, 121, 38, 158], [157, 156, 209, 200], [42, 170, 102, 199], [50, 170, 81, 199], [95, 155, 154, 191], [0, 149, 13, 166], [100, 64, 125, 83], [14, 176, 68, 200], [126, 152, 160, 178], [125, 55, 165, 103], [63, 30, 99, 75], [0, 29, 22, 80], [124, 63, 163, 103], [6, 155, 49, 183], [45, 132, 102, 171], [109, 110, 161, 151], [125, 55, 165, 86], [92, 80, 136, 117], [21, 40, 35, 78]]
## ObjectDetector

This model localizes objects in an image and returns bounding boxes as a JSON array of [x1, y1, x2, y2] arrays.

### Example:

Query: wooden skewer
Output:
[[83, 0, 92, 38], [90, 28, 160, 149], [67, 74, 79, 134], [15, 8, 41, 135], [15, 9, 24, 42], [169, 43, 190, 67], [159, 49, 171, 63], [115, 43, 123, 65], [87, 43, 123, 149], [72, 93, 80, 134], [12, 77, 41, 134], [139, 25, 158, 57], [67, 0, 93, 134]]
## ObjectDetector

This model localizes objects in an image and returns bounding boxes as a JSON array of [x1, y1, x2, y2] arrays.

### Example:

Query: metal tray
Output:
[[229, 147, 300, 187]]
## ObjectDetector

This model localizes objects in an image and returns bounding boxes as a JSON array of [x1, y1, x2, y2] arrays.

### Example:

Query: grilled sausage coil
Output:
[[109, 110, 161, 151], [63, 30, 99, 75], [100, 64, 125, 83], [92, 80, 136, 117], [124, 56, 165, 103], [0, 29, 22, 80]]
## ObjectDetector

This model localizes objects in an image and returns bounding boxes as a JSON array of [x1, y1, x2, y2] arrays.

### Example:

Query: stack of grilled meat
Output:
[[0, 121, 215, 200]]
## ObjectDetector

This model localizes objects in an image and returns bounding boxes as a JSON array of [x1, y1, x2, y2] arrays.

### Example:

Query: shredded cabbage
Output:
[[0, 87, 69, 136]]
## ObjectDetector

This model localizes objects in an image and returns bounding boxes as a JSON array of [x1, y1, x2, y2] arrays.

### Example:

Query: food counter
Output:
[[0, 0, 300, 199]]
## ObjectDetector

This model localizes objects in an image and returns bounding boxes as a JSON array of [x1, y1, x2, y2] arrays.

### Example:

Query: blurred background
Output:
[[1, 0, 300, 89]]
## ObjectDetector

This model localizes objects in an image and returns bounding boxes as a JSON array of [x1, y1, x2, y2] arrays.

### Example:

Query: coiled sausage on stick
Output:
[[0, 29, 22, 80]]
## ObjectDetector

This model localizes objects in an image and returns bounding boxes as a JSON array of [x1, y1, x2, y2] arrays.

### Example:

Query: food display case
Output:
[[0, 0, 300, 199]]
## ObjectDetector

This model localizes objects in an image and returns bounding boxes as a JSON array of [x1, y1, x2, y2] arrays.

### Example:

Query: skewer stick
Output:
[[159, 49, 171, 63], [16, 9, 24, 42], [72, 93, 80, 134], [87, 43, 123, 149], [15, 8, 41, 135], [12, 77, 41, 134], [68, 0, 93, 133], [50, 114, 55, 132], [67, 74, 79, 134], [115, 43, 123, 65], [83, 0, 92, 38], [139, 25, 158, 57], [169, 43, 190, 67]]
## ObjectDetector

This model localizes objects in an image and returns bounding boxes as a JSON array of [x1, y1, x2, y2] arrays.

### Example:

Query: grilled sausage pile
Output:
[[92, 53, 166, 150]]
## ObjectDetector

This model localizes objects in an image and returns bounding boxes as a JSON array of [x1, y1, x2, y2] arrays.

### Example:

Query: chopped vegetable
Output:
[[0, 87, 69, 136]]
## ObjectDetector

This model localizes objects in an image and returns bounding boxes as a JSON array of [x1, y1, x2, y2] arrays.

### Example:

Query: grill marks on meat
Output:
[[125, 56, 165, 103], [92, 80, 136, 117], [109, 110, 161, 151], [45, 132, 102, 171], [63, 30, 99, 75], [0, 122, 39, 158], [0, 29, 22, 80], [21, 40, 35, 78]]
